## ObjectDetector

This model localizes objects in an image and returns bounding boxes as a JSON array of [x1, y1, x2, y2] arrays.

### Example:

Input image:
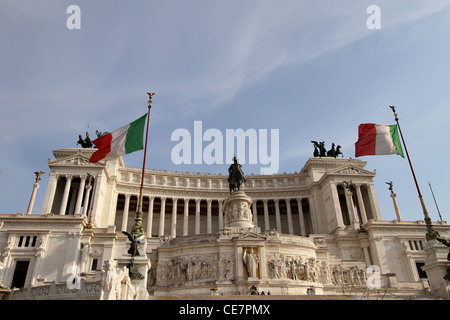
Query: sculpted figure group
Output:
[[148, 251, 367, 288], [267, 254, 366, 286]]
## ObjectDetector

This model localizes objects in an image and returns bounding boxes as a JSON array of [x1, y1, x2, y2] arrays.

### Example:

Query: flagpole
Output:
[[138, 93, 154, 212], [428, 182, 443, 221], [389, 106, 440, 240], [130, 92, 155, 237]]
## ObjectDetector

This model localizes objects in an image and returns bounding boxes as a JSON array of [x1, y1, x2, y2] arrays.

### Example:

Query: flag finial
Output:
[[147, 92, 155, 108], [389, 105, 398, 121]]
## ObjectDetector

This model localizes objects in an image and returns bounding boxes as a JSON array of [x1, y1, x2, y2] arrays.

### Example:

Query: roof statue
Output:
[[311, 141, 343, 158], [77, 132, 93, 148]]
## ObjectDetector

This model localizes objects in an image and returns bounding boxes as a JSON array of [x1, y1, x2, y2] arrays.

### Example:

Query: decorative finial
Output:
[[389, 105, 398, 121], [147, 92, 155, 108]]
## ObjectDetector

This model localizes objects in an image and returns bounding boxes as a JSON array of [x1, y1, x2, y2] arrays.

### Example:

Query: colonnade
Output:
[[116, 194, 313, 238], [333, 182, 378, 229], [42, 174, 94, 216]]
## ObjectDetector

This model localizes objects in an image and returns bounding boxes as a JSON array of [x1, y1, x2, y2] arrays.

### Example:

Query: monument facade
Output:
[[0, 148, 449, 299]]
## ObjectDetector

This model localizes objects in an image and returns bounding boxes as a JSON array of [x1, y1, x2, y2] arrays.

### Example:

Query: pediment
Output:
[[329, 165, 375, 177], [48, 153, 104, 167], [234, 231, 268, 241]]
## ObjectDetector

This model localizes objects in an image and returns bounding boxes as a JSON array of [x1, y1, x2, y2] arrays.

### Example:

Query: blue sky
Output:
[[1, 1, 449, 224]]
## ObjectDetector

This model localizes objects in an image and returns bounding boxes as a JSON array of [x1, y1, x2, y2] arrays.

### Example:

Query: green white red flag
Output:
[[89, 114, 147, 163], [355, 123, 404, 158]]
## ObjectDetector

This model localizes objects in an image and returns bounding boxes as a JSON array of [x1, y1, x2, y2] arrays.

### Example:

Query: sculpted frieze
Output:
[[151, 254, 221, 287], [266, 253, 366, 286]]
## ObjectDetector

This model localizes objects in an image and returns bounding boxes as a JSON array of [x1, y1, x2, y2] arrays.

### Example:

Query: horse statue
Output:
[[335, 145, 343, 157], [311, 141, 327, 157], [327, 143, 343, 158], [77, 132, 93, 148], [311, 141, 343, 158], [227, 156, 246, 194]]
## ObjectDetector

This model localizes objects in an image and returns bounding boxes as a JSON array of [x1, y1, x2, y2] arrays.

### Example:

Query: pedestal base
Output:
[[422, 240, 450, 299]]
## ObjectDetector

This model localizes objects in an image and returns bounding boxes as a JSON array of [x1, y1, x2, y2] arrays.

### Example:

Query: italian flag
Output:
[[89, 114, 147, 163], [355, 123, 404, 158]]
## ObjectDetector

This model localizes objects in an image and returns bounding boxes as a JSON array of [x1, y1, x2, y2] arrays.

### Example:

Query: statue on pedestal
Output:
[[243, 248, 259, 278], [227, 156, 246, 194]]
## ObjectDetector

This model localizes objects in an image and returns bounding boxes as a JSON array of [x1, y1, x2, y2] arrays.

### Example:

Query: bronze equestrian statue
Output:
[[227, 156, 246, 194]]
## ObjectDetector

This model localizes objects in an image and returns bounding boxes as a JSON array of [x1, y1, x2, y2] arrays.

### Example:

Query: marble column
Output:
[[206, 199, 212, 233], [42, 173, 58, 214], [59, 175, 73, 215], [307, 197, 317, 234], [183, 198, 189, 236], [331, 182, 345, 229], [366, 183, 382, 220], [263, 200, 270, 231], [218, 200, 224, 230], [390, 192, 402, 221], [355, 184, 368, 224], [171, 198, 178, 238], [159, 197, 167, 236], [74, 175, 86, 215], [285, 199, 294, 235], [344, 185, 359, 226], [146, 196, 155, 237], [195, 199, 201, 234], [26, 182, 40, 214], [274, 199, 282, 233], [296, 198, 306, 236], [82, 182, 92, 217], [121, 194, 131, 232]]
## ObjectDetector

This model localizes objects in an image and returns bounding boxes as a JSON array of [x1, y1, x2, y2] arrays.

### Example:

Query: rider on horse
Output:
[[227, 156, 246, 194]]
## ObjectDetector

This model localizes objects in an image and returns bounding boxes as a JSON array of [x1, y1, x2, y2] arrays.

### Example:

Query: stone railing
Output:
[[5, 280, 101, 300], [5, 276, 137, 300]]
